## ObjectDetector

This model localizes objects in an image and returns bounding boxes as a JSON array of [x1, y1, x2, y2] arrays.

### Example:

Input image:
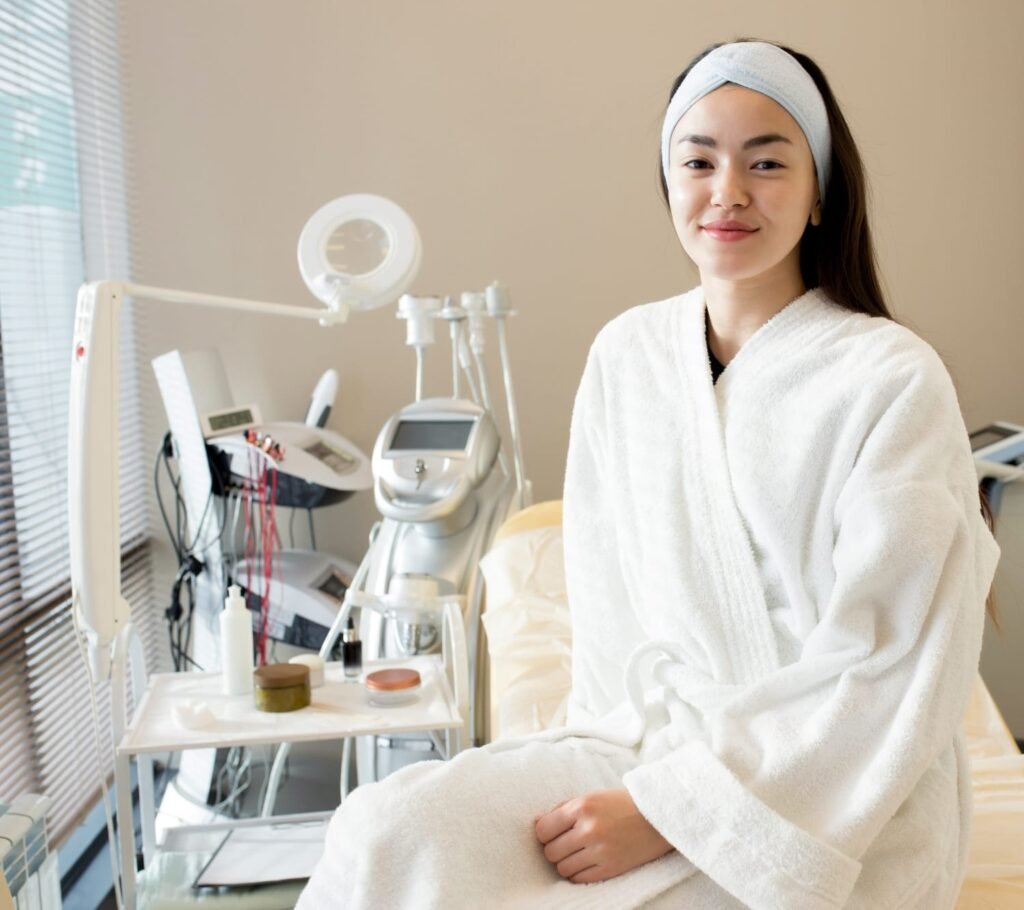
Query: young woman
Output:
[[299, 39, 1000, 909]]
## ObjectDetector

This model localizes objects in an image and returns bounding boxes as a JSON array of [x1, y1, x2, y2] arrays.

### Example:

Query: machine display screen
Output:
[[304, 440, 356, 473], [208, 408, 255, 432], [389, 419, 473, 452], [970, 426, 1015, 452], [317, 571, 349, 602]]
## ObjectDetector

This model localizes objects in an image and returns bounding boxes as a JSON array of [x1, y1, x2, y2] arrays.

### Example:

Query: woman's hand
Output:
[[533, 788, 674, 883]]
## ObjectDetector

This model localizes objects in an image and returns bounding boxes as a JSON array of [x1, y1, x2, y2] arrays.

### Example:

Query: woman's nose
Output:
[[710, 164, 750, 208]]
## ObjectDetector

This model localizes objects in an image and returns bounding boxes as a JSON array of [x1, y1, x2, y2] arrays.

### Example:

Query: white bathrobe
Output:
[[298, 285, 1000, 910]]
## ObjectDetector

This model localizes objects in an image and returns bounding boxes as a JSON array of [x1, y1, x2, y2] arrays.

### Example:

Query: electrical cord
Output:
[[155, 431, 241, 671], [212, 746, 253, 817], [154, 439, 182, 563]]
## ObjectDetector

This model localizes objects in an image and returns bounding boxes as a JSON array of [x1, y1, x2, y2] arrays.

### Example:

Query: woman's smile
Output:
[[702, 224, 760, 242]]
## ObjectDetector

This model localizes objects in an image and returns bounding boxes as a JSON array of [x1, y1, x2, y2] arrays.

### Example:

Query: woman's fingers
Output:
[[569, 864, 608, 884], [541, 826, 583, 864], [534, 799, 576, 844], [555, 847, 597, 880]]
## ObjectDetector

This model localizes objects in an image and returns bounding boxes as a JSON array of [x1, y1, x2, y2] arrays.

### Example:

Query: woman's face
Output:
[[666, 84, 820, 286]]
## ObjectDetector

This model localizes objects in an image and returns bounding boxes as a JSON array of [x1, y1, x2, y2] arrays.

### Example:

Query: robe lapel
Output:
[[672, 288, 780, 684]]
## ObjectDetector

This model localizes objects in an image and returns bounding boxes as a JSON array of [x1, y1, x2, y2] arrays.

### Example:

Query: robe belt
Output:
[[622, 640, 744, 754]]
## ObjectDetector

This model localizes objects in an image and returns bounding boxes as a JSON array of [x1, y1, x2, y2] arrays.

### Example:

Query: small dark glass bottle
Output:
[[342, 618, 362, 678]]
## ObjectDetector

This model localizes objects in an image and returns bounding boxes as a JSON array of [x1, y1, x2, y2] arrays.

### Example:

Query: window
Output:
[[0, 0, 160, 845]]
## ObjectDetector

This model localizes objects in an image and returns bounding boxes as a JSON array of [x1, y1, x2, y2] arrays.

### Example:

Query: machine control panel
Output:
[[374, 398, 500, 507]]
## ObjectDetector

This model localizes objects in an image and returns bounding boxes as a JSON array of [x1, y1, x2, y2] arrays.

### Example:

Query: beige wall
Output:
[[121, 2, 1024, 725]]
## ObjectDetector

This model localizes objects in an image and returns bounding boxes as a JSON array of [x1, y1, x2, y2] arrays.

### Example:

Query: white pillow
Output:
[[480, 526, 572, 740]]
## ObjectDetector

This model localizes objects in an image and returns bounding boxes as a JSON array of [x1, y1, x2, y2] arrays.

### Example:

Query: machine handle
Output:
[[374, 474, 473, 523]]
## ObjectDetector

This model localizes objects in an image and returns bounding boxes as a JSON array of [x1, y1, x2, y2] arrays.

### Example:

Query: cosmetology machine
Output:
[[258, 208, 532, 806], [352, 283, 526, 787], [972, 422, 1024, 742], [972, 422, 1024, 514], [151, 347, 369, 663], [149, 346, 371, 834], [68, 194, 529, 903]]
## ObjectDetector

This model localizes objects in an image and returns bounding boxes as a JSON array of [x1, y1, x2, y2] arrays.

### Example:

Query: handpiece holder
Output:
[[346, 588, 465, 628], [397, 294, 442, 347], [397, 295, 442, 402]]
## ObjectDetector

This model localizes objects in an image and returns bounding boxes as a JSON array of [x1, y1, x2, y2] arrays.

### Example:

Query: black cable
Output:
[[167, 619, 205, 671], [156, 430, 239, 673], [180, 481, 216, 557], [168, 624, 179, 671], [154, 436, 183, 561], [158, 432, 219, 559], [166, 449, 185, 553], [307, 509, 317, 550], [167, 625, 204, 672], [184, 575, 194, 661]]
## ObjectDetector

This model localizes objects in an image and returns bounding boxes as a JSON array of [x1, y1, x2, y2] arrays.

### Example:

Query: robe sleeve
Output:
[[621, 349, 1002, 909], [561, 338, 639, 725]]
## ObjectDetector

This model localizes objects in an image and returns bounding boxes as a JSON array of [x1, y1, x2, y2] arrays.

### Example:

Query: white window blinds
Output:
[[0, 0, 160, 845]]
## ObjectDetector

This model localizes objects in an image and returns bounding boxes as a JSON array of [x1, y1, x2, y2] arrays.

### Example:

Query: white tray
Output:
[[119, 655, 461, 755]]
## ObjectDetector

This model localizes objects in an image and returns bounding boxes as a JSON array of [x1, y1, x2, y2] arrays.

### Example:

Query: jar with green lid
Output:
[[253, 663, 311, 712]]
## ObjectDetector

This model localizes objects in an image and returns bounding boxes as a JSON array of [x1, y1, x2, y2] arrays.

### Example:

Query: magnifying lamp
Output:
[[69, 194, 421, 681], [297, 194, 421, 321]]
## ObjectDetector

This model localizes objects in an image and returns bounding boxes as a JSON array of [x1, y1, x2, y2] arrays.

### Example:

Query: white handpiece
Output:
[[305, 368, 339, 427], [438, 297, 467, 399], [397, 295, 442, 401], [485, 282, 529, 507]]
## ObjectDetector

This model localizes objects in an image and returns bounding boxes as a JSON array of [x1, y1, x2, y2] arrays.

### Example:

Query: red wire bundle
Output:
[[256, 464, 279, 664], [242, 449, 279, 666]]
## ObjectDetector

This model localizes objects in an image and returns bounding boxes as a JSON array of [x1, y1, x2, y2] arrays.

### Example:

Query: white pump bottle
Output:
[[220, 584, 255, 695]]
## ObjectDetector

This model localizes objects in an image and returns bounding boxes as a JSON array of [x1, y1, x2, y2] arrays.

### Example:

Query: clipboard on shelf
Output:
[[193, 816, 329, 889]]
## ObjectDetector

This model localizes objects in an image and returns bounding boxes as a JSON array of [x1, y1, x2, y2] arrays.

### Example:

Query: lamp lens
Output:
[[325, 218, 390, 276]]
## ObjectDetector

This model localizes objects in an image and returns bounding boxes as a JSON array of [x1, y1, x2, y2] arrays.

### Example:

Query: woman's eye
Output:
[[753, 161, 783, 170], [683, 160, 710, 170]]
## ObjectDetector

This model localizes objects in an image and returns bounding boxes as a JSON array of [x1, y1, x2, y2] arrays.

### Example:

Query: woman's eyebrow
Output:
[[677, 133, 793, 150]]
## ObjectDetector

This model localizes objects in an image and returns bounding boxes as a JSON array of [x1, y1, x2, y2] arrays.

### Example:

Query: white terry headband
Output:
[[660, 42, 831, 207]]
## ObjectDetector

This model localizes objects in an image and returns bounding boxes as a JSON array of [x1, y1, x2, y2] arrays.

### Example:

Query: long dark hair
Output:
[[659, 38, 999, 623], [658, 37, 892, 321]]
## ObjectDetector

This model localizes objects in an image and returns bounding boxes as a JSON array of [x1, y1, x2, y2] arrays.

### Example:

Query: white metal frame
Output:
[[117, 650, 463, 905]]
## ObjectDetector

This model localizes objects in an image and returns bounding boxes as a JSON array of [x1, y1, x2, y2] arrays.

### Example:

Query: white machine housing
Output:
[[972, 421, 1024, 742], [372, 398, 500, 529], [344, 396, 514, 784], [973, 421, 1024, 514], [233, 550, 357, 650], [213, 421, 371, 495]]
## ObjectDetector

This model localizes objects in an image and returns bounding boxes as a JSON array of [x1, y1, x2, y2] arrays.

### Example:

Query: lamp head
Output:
[[298, 194, 421, 316]]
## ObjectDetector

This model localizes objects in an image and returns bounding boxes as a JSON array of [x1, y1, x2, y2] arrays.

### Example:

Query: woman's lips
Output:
[[702, 227, 759, 242]]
